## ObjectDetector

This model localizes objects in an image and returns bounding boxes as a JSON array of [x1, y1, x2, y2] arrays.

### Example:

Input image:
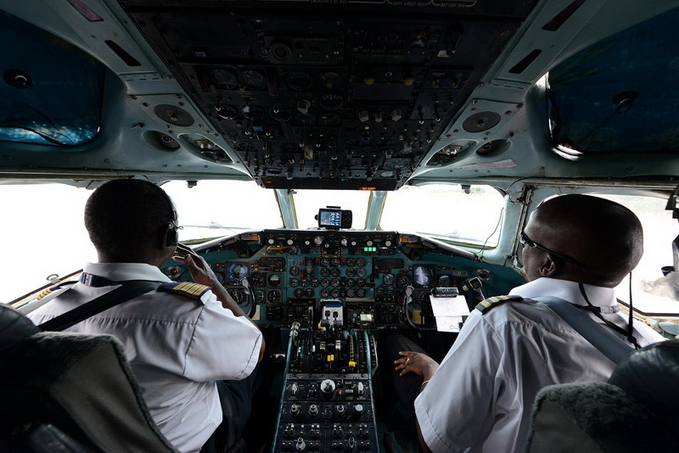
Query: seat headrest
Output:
[[608, 340, 679, 428], [0, 304, 40, 354]]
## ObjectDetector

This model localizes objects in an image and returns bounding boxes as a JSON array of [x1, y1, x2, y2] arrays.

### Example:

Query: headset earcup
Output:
[[166, 227, 178, 247]]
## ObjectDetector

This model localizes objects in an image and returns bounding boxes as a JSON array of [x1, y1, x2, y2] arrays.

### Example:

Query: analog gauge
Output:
[[383, 273, 395, 285], [304, 288, 314, 298], [290, 266, 301, 276], [319, 93, 343, 111], [239, 69, 266, 90], [356, 288, 367, 298], [397, 274, 412, 288], [346, 268, 356, 278], [314, 236, 324, 246], [267, 290, 281, 303], [345, 288, 356, 298], [346, 258, 356, 267], [320, 258, 330, 267], [384, 285, 395, 294], [311, 278, 320, 287], [356, 268, 367, 277], [289, 278, 300, 287], [321, 279, 330, 287], [331, 289, 341, 298], [287, 71, 314, 91], [300, 278, 309, 287], [294, 288, 303, 298], [254, 289, 266, 302], [356, 258, 367, 267], [268, 273, 281, 287], [320, 288, 330, 298], [331, 258, 341, 267], [252, 272, 267, 288], [242, 105, 265, 120], [357, 279, 366, 287], [293, 113, 316, 126], [210, 68, 238, 90], [346, 278, 356, 287], [321, 72, 342, 88], [331, 278, 340, 287], [330, 268, 341, 277], [319, 113, 341, 126], [215, 104, 239, 120], [320, 268, 331, 277]]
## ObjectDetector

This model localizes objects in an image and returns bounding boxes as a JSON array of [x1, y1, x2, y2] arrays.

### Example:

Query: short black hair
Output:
[[84, 179, 175, 254]]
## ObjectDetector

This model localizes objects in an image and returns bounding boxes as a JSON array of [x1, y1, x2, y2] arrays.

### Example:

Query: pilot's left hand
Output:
[[172, 244, 220, 288]]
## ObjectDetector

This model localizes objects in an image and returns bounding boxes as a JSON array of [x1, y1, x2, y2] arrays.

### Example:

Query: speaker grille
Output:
[[462, 111, 501, 133]]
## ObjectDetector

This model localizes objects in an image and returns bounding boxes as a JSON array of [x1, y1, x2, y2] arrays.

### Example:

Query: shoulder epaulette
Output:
[[37, 282, 77, 300], [158, 281, 210, 300], [475, 295, 524, 314]]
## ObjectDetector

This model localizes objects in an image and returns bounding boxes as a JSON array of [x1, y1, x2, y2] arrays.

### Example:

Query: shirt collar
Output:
[[509, 277, 619, 311], [82, 262, 172, 283]]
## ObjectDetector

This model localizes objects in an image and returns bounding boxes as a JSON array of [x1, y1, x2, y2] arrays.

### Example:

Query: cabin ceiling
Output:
[[1, 0, 679, 187]]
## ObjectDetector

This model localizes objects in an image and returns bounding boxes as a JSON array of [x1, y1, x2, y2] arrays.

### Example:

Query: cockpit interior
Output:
[[3, 0, 679, 451]]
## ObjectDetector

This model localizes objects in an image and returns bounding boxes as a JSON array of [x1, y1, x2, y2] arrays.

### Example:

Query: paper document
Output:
[[429, 295, 470, 333]]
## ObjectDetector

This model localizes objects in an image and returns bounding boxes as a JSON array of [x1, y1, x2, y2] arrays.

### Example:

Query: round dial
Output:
[[289, 278, 300, 287], [383, 273, 395, 285], [267, 290, 281, 303], [356, 258, 367, 267], [289, 266, 301, 276], [268, 273, 281, 287]]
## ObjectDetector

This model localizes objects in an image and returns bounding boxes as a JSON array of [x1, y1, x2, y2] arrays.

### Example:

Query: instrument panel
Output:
[[163, 229, 524, 329]]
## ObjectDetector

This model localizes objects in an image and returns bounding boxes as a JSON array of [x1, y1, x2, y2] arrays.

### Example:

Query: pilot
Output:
[[392, 194, 664, 453], [27, 179, 265, 453]]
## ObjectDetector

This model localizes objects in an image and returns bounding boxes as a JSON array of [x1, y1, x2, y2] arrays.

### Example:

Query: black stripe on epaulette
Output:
[[475, 295, 524, 314], [159, 281, 210, 300]]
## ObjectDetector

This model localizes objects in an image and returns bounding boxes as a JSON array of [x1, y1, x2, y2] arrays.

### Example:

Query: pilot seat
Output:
[[0, 303, 243, 453]]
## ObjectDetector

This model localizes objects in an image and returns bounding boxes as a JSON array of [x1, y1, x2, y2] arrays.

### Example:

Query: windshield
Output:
[[162, 180, 283, 239], [380, 184, 505, 246], [293, 190, 371, 230]]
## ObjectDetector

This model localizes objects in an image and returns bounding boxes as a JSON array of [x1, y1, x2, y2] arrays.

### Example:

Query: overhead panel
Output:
[[119, 0, 539, 190]]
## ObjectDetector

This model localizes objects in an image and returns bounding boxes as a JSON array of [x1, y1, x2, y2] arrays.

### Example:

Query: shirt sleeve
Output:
[[414, 310, 504, 452], [182, 292, 262, 382]]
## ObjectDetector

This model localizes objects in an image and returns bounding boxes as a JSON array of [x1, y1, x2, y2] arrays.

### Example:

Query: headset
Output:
[[164, 195, 181, 247]]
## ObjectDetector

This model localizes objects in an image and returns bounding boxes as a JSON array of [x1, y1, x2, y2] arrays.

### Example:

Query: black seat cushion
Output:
[[0, 304, 40, 354]]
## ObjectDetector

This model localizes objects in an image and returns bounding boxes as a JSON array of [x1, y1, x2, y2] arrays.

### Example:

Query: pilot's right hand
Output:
[[394, 351, 440, 379], [172, 243, 220, 288]]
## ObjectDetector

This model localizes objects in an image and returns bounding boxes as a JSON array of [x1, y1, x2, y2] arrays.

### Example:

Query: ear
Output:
[[538, 254, 559, 277]]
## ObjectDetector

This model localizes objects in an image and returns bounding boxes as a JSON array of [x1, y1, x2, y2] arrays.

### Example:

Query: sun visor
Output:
[[548, 6, 679, 156], [0, 10, 105, 147]]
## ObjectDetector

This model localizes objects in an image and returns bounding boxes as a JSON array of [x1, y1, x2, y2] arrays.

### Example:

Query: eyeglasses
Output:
[[519, 231, 579, 265]]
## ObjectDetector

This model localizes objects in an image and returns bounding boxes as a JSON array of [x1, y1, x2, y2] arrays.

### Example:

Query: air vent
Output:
[[153, 105, 195, 127]]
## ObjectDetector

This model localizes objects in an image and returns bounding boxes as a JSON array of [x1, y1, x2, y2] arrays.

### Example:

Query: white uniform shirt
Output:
[[414, 277, 664, 453], [27, 263, 263, 453]]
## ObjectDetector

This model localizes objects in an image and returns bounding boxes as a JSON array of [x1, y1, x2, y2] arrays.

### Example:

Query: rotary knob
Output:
[[320, 379, 336, 398]]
